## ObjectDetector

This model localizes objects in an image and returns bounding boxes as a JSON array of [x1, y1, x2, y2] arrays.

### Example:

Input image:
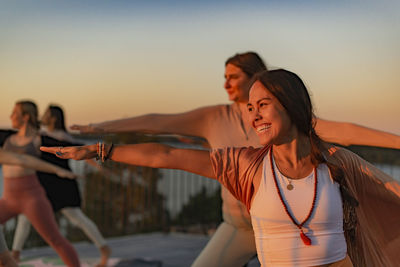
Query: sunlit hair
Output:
[[250, 69, 358, 251], [16, 100, 40, 129], [225, 52, 268, 77], [48, 105, 67, 131]]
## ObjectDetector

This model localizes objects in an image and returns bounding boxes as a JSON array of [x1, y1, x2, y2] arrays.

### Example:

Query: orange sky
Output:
[[1, 1, 399, 135]]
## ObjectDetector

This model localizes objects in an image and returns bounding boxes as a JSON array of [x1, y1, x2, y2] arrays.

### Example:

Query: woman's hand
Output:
[[55, 168, 77, 179], [40, 144, 97, 160]]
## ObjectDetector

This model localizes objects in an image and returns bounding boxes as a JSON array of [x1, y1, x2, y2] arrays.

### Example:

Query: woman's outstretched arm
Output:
[[40, 143, 215, 179], [0, 149, 76, 179], [314, 118, 400, 149], [70, 105, 220, 139]]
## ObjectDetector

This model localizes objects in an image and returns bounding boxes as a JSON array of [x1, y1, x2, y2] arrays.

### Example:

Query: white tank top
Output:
[[250, 151, 347, 266]]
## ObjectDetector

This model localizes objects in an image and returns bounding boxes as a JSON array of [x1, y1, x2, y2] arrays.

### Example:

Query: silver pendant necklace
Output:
[[286, 179, 294, 190], [273, 154, 294, 190], [279, 168, 294, 190]]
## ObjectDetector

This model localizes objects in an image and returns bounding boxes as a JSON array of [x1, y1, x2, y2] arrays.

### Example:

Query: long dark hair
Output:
[[225, 52, 268, 77], [250, 69, 349, 173], [251, 69, 359, 261], [48, 105, 67, 131]]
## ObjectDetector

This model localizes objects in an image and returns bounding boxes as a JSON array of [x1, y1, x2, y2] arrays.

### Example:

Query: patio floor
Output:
[[19, 232, 260, 267]]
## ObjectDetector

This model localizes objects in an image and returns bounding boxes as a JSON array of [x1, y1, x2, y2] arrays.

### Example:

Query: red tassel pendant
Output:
[[300, 230, 312, 246]]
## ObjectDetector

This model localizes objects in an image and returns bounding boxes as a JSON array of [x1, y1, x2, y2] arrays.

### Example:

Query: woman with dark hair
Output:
[[11, 104, 110, 267], [45, 105, 67, 131], [42, 69, 400, 267], [71, 52, 400, 267], [0, 101, 81, 266]]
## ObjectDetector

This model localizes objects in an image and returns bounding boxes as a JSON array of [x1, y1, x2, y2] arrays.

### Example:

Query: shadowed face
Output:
[[247, 81, 296, 146], [10, 104, 26, 129], [41, 108, 53, 127], [224, 63, 252, 103]]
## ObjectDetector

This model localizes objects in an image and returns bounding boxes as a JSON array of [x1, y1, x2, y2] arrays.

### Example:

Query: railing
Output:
[[3, 137, 399, 250]]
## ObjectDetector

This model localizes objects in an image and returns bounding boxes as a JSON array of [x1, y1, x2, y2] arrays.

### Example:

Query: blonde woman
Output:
[[0, 147, 76, 266]]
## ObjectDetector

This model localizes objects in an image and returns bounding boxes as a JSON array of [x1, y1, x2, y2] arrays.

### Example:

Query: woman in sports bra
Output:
[[0, 100, 80, 267], [0, 147, 76, 267], [43, 70, 400, 267]]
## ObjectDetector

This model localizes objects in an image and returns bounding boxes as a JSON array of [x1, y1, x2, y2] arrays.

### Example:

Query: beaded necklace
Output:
[[269, 147, 318, 246]]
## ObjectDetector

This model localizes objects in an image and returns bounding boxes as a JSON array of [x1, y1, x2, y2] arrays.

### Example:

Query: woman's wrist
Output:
[[88, 144, 98, 159], [93, 142, 114, 161]]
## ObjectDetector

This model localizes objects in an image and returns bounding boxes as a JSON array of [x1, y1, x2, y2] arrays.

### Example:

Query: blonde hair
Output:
[[16, 100, 40, 129]]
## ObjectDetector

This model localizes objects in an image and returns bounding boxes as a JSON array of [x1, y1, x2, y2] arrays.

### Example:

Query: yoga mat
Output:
[[20, 257, 162, 267]]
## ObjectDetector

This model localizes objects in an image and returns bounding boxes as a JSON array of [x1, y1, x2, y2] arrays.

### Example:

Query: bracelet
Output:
[[96, 142, 100, 161], [96, 141, 103, 161], [101, 142, 105, 162], [97, 142, 114, 162], [104, 143, 114, 161]]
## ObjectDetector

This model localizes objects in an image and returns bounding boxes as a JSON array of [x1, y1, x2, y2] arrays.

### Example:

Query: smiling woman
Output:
[[42, 69, 400, 267], [67, 51, 400, 267], [247, 80, 296, 146]]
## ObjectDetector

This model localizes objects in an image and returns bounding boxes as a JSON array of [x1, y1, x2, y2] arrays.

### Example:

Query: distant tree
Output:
[[173, 187, 222, 234]]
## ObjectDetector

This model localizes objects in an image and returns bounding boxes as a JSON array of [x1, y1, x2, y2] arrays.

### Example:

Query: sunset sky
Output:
[[1, 0, 399, 135]]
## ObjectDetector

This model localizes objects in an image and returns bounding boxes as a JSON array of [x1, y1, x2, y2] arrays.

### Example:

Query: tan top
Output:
[[210, 145, 400, 267], [203, 103, 260, 228]]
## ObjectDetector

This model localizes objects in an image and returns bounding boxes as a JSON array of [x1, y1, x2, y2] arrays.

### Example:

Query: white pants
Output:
[[12, 207, 106, 251], [191, 222, 257, 267]]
